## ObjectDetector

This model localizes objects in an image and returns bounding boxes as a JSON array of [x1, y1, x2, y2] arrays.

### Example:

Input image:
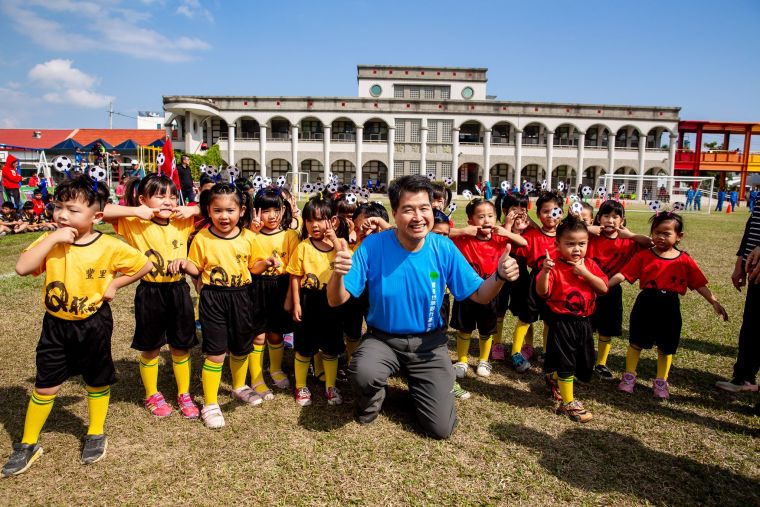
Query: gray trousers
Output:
[[348, 329, 457, 439]]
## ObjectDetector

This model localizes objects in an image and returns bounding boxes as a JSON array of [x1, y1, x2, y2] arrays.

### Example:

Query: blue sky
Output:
[[0, 0, 758, 129]]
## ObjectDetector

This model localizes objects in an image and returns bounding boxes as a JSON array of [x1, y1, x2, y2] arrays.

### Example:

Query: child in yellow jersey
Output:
[[247, 187, 300, 397], [169, 183, 258, 429], [2, 175, 151, 477], [103, 173, 202, 419], [287, 194, 350, 407]]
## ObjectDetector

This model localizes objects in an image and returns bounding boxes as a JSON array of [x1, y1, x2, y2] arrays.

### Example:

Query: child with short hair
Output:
[[0, 201, 26, 235], [31, 190, 45, 218], [609, 212, 728, 399], [537, 216, 608, 423], [20, 202, 42, 232], [2, 175, 151, 476]]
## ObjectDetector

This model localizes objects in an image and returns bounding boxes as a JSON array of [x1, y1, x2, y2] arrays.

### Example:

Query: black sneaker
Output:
[[2, 443, 43, 477], [80, 435, 108, 465], [595, 364, 614, 381]]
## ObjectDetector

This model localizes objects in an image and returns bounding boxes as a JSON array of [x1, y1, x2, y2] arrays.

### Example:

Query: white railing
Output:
[[299, 132, 323, 141], [267, 132, 291, 141], [363, 133, 388, 142], [332, 133, 356, 142]]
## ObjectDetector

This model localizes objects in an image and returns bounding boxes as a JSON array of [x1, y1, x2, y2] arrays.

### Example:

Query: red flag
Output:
[[159, 136, 180, 189]]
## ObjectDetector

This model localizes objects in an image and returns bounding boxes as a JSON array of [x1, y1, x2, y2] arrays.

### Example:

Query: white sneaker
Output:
[[201, 404, 225, 429], [453, 361, 468, 379], [715, 380, 758, 393], [476, 360, 492, 377]]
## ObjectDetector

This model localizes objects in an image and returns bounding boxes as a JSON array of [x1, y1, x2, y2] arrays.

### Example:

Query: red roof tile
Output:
[[71, 129, 165, 148], [0, 129, 74, 150]]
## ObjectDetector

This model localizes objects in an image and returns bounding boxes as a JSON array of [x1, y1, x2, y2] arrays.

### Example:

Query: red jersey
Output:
[[452, 233, 508, 280], [620, 248, 708, 295], [544, 258, 607, 317], [515, 227, 557, 270], [32, 198, 45, 216], [587, 234, 641, 277]]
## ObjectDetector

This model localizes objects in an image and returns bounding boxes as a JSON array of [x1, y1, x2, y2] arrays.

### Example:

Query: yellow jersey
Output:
[[115, 216, 195, 283], [26, 232, 149, 321], [252, 229, 301, 276], [286, 238, 336, 290], [188, 227, 256, 287]]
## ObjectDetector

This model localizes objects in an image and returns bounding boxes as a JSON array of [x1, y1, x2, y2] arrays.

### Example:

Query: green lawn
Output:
[[0, 206, 757, 505]]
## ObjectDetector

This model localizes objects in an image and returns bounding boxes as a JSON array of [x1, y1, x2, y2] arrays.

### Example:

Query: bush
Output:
[[175, 144, 225, 181]]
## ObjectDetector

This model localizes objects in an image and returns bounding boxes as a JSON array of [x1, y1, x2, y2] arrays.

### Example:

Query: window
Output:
[[410, 120, 421, 143], [409, 161, 420, 176], [395, 119, 405, 142], [440, 87, 450, 99], [426, 161, 437, 179], [441, 162, 452, 179], [461, 86, 474, 99], [270, 159, 291, 178], [370, 84, 382, 97], [409, 87, 420, 99], [331, 160, 354, 183], [523, 125, 540, 145], [394, 86, 404, 98], [423, 87, 434, 99], [441, 120, 453, 143], [394, 161, 404, 177], [428, 121, 438, 143], [240, 158, 258, 178]]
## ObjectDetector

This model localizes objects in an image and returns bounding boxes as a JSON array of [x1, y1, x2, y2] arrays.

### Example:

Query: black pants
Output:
[[732, 281, 760, 384], [5, 188, 20, 210]]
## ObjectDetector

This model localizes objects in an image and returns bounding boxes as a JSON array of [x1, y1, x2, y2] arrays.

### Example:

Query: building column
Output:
[[184, 111, 193, 153], [452, 127, 460, 190], [355, 126, 364, 186], [291, 125, 299, 180], [514, 129, 523, 188], [420, 123, 428, 176], [483, 129, 492, 184], [387, 126, 395, 183], [637, 137, 646, 200], [258, 125, 268, 178], [322, 125, 331, 185], [227, 123, 236, 166], [576, 132, 585, 192], [667, 133, 677, 197], [545, 130, 554, 189], [607, 131, 616, 182], [740, 126, 752, 201]]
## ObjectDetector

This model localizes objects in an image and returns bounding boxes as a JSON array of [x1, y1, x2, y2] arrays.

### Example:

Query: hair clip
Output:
[[318, 192, 323, 201]]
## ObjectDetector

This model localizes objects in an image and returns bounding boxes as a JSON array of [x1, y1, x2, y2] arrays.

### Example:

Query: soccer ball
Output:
[[327, 183, 339, 193], [276, 175, 287, 187], [558, 181, 565, 192], [359, 188, 370, 199], [447, 202, 457, 215], [571, 202, 583, 215], [541, 180, 548, 190], [462, 190, 473, 200], [672, 202, 685, 211], [205, 165, 218, 177], [443, 177, 454, 187], [350, 184, 359, 193], [345, 193, 358, 205], [263, 177, 272, 186], [648, 200, 661, 211], [569, 194, 579, 202], [199, 164, 207, 174], [226, 165, 240, 180], [252, 175, 264, 187], [302, 183, 313, 193], [524, 182, 535, 192], [597, 186, 607, 196], [581, 186, 592, 197], [156, 153, 165, 168], [618, 183, 626, 193], [500, 181, 509, 191], [89, 165, 107, 181], [550, 207, 563, 219], [329, 173, 338, 184], [315, 182, 325, 192], [52, 155, 73, 173], [427, 172, 435, 181]]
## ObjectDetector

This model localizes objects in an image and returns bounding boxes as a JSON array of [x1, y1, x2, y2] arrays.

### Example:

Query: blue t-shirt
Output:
[[344, 230, 483, 334]]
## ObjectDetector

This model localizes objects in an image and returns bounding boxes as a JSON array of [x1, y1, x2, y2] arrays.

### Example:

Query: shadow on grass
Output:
[[678, 337, 737, 358], [490, 422, 760, 506], [0, 386, 86, 442]]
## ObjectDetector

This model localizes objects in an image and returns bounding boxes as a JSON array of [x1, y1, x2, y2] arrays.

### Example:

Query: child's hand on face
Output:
[[571, 258, 588, 276], [51, 226, 77, 244], [135, 204, 158, 221], [542, 249, 555, 272], [250, 209, 263, 233], [172, 206, 196, 219], [324, 217, 339, 244]]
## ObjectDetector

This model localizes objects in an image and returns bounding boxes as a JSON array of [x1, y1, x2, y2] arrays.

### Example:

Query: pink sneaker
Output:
[[295, 387, 312, 407], [491, 343, 506, 361], [177, 393, 200, 419], [653, 378, 670, 399], [520, 344, 534, 361], [145, 392, 173, 418], [617, 372, 636, 394]]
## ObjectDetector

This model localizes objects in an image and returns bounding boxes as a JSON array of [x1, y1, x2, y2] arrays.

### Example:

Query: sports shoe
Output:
[[453, 361, 468, 379], [2, 443, 43, 477], [520, 344, 534, 361], [545, 374, 562, 401], [452, 382, 471, 400], [252, 382, 275, 401], [715, 380, 758, 393], [145, 392, 173, 418], [653, 378, 670, 399], [325, 386, 343, 406], [556, 400, 593, 423], [295, 387, 312, 407], [476, 360, 492, 377], [618, 372, 637, 394], [491, 343, 506, 361], [270, 371, 291, 390], [231, 386, 263, 406], [283, 332, 294, 349], [201, 404, 225, 429], [511, 353, 531, 373], [80, 434, 108, 465], [594, 364, 614, 381], [177, 393, 200, 419]]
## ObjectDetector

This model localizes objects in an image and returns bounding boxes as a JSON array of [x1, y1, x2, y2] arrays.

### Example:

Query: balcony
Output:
[[235, 133, 260, 141], [267, 132, 291, 141], [749, 152, 760, 171], [491, 135, 512, 145], [332, 132, 356, 142], [299, 132, 323, 142], [363, 133, 388, 142], [675, 149, 746, 171]]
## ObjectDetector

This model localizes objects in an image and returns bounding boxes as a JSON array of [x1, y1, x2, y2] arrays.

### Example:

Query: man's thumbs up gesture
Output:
[[496, 243, 519, 282]]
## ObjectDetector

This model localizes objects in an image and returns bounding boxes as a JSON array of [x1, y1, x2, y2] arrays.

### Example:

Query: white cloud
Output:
[[176, 0, 213, 22], [43, 89, 113, 108], [28, 59, 114, 109]]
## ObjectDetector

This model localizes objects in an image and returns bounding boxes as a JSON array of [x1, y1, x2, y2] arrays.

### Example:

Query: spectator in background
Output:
[[27, 173, 40, 188], [748, 187, 757, 213], [730, 188, 739, 210], [694, 188, 703, 211], [717, 187, 726, 212], [2, 154, 23, 210], [686, 187, 695, 210], [176, 155, 194, 203], [484, 179, 493, 199]]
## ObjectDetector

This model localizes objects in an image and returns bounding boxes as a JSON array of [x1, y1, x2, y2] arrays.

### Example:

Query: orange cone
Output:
[[726, 202, 732, 214], [595, 198, 601, 208], [565, 196, 569, 205], [528, 198, 533, 210]]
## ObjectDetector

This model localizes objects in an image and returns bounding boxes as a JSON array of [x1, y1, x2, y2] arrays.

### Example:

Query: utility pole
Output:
[[108, 101, 113, 129]]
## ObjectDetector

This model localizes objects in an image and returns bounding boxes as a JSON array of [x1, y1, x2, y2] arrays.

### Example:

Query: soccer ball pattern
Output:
[[571, 202, 583, 215], [500, 181, 509, 191], [52, 155, 73, 173], [648, 200, 661, 211], [302, 183, 314, 193], [226, 165, 240, 181], [618, 183, 626, 193], [672, 202, 685, 211], [541, 180, 547, 190], [462, 190, 473, 200], [350, 184, 359, 193], [581, 186, 592, 197], [427, 172, 435, 181], [558, 181, 565, 192], [443, 177, 454, 187], [345, 194, 358, 205], [550, 207, 563, 219], [327, 183, 339, 193], [156, 153, 165, 168], [205, 165, 218, 177], [524, 182, 535, 192], [276, 176, 287, 187], [315, 182, 325, 192], [569, 194, 579, 202], [358, 188, 370, 199], [447, 202, 457, 215], [597, 186, 607, 196], [89, 165, 107, 181]]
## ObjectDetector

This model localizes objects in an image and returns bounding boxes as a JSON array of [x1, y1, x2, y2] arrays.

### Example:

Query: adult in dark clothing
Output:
[[177, 155, 195, 203]]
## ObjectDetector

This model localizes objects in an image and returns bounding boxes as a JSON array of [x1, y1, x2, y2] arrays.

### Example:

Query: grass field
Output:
[[0, 204, 758, 506]]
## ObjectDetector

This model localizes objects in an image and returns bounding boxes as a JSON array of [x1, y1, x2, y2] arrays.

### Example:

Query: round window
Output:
[[461, 87, 474, 99], [370, 84, 382, 97]]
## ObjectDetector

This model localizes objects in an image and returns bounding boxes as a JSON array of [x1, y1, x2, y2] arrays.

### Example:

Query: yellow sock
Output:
[[85, 385, 110, 435], [323, 354, 339, 389], [495, 317, 505, 344], [171, 353, 191, 395], [596, 336, 612, 366], [542, 324, 549, 351], [625, 345, 642, 375], [230, 354, 249, 390], [268, 341, 287, 383], [21, 390, 56, 444], [345, 339, 360, 363], [456, 332, 471, 363], [511, 320, 531, 355], [139, 355, 159, 398], [525, 324, 534, 347], [657, 349, 673, 380], [313, 352, 324, 380], [479, 334, 493, 362], [201, 359, 223, 406], [249, 344, 268, 393], [557, 376, 574, 404], [294, 353, 311, 389]]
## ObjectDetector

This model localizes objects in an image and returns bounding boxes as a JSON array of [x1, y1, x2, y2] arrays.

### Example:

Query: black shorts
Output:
[[440, 292, 451, 330], [294, 289, 344, 357], [342, 293, 366, 341], [450, 296, 498, 335], [35, 304, 115, 389], [506, 262, 531, 319], [591, 283, 623, 337], [629, 289, 681, 355], [518, 269, 548, 324], [249, 274, 292, 335], [543, 312, 595, 382], [132, 281, 198, 351], [199, 285, 255, 356]]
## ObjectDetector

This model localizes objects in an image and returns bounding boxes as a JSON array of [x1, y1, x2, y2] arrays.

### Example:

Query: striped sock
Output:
[[171, 353, 191, 395], [456, 332, 471, 363], [21, 390, 56, 444], [557, 376, 573, 404], [85, 385, 111, 435], [267, 340, 287, 383], [479, 334, 493, 362], [323, 354, 338, 389], [249, 344, 268, 394], [294, 353, 311, 389], [596, 336, 612, 366], [230, 354, 249, 391], [201, 359, 224, 406], [139, 355, 159, 398]]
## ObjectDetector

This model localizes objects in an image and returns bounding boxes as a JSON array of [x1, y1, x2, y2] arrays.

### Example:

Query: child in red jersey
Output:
[[587, 200, 652, 380], [537, 216, 608, 423], [510, 192, 564, 372], [609, 212, 728, 399], [451, 198, 526, 379]]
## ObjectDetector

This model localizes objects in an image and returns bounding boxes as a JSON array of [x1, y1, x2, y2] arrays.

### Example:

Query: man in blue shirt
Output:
[[327, 175, 520, 438]]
